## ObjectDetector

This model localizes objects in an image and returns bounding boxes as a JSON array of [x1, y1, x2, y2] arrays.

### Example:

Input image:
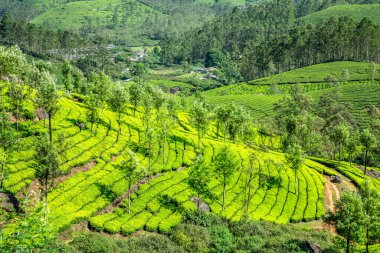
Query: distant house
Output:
[[107, 44, 116, 49]]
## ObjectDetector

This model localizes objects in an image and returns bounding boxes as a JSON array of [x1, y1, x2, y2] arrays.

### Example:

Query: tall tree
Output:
[[359, 129, 376, 174], [8, 82, 29, 142], [129, 82, 143, 117], [0, 85, 14, 189], [85, 94, 101, 132], [324, 191, 365, 253], [360, 180, 380, 253], [35, 71, 60, 142], [190, 100, 210, 150], [188, 156, 213, 211], [34, 134, 60, 223], [212, 147, 240, 210], [285, 143, 304, 195], [108, 82, 129, 142], [242, 152, 258, 218], [120, 150, 142, 214]]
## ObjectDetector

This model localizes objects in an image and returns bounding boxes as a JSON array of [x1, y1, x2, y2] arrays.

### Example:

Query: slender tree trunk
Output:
[[366, 227, 369, 253], [162, 137, 166, 164], [364, 149, 368, 175], [117, 111, 121, 143], [223, 123, 227, 142], [1, 159, 5, 189], [222, 179, 226, 210], [346, 237, 350, 253], [48, 112, 53, 142], [44, 177, 49, 224], [128, 180, 131, 214]]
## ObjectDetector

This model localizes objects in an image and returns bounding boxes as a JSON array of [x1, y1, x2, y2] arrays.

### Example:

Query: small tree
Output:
[[242, 152, 257, 218], [331, 123, 350, 160], [8, 82, 29, 142], [359, 129, 376, 174], [35, 71, 60, 142], [324, 190, 365, 253], [129, 82, 143, 117], [85, 94, 101, 132], [212, 147, 240, 210], [190, 101, 210, 150], [188, 156, 213, 211], [0, 111, 14, 190], [214, 105, 233, 141], [345, 132, 358, 167], [369, 62, 376, 84], [285, 144, 304, 195], [120, 150, 142, 214], [108, 82, 129, 142], [0, 85, 14, 190], [34, 134, 61, 223], [360, 180, 380, 253]]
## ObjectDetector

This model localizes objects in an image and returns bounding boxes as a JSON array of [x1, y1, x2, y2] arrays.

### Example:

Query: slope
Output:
[[301, 4, 380, 24], [204, 61, 380, 126]]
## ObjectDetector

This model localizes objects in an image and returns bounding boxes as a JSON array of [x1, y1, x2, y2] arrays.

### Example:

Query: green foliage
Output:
[[302, 4, 380, 24]]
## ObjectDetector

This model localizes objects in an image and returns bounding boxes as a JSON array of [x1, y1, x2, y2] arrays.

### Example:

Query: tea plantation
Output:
[[2, 83, 379, 238]]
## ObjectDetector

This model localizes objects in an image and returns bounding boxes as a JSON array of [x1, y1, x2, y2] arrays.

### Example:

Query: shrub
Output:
[[208, 225, 235, 253], [171, 224, 211, 253]]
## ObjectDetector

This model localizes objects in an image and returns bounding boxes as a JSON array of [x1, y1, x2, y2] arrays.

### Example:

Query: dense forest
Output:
[[160, 0, 380, 81]]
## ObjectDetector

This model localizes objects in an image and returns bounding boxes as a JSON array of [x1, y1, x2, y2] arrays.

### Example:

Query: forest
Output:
[[0, 0, 379, 252]]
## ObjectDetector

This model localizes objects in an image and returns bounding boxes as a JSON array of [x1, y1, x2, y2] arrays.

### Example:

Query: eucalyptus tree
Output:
[[212, 147, 240, 210], [108, 82, 129, 142], [214, 105, 233, 141], [88, 71, 111, 111], [242, 152, 258, 218], [285, 143, 304, 195], [85, 94, 101, 132], [190, 100, 210, 150], [324, 191, 365, 253], [35, 71, 60, 142], [120, 150, 143, 214], [34, 134, 61, 223], [188, 156, 213, 211], [0, 96, 14, 190], [360, 181, 380, 253], [151, 85, 167, 119], [228, 105, 251, 142], [331, 123, 350, 160], [129, 82, 143, 117], [359, 129, 376, 174], [8, 81, 29, 141]]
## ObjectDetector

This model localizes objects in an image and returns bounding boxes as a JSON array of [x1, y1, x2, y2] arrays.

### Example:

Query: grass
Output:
[[31, 0, 154, 31], [251, 61, 380, 85], [301, 4, 380, 25]]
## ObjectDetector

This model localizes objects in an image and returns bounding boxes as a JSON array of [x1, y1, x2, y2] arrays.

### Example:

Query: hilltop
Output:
[[301, 4, 380, 24]]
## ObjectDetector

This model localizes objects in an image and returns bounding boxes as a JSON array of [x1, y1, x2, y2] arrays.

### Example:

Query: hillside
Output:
[[251, 61, 380, 85], [2, 80, 378, 230], [205, 61, 380, 125], [301, 4, 380, 24], [29, 0, 250, 45]]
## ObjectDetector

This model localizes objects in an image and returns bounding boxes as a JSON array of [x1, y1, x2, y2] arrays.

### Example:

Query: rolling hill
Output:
[[205, 61, 380, 126], [3, 79, 378, 238], [301, 4, 380, 24]]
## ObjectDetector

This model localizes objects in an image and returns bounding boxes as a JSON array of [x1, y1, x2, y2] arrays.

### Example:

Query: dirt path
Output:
[[324, 178, 335, 211]]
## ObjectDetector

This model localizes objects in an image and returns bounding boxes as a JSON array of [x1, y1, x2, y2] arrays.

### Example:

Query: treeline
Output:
[[271, 84, 380, 168], [160, 0, 380, 81]]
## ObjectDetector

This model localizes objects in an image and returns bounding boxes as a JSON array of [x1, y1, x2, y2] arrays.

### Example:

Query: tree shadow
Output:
[[158, 194, 185, 213], [95, 183, 117, 202]]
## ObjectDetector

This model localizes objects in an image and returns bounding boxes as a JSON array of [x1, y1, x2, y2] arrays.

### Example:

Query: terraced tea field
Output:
[[3, 83, 379, 237], [205, 62, 380, 126]]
